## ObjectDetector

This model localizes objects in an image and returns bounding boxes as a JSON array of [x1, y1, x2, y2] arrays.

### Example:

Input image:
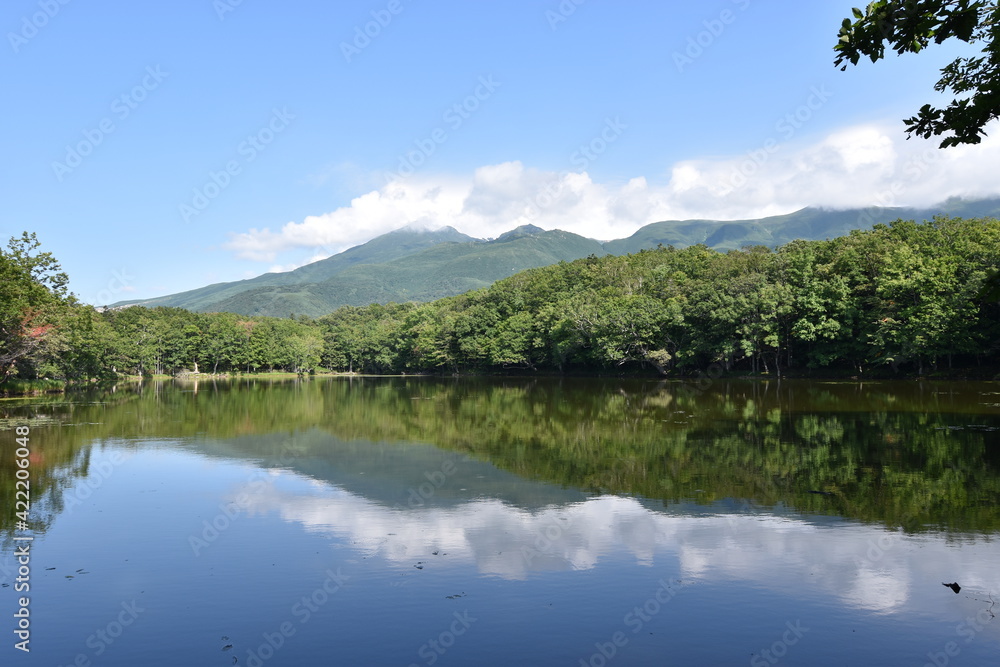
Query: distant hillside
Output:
[[114, 197, 1000, 318], [113, 226, 477, 312], [602, 198, 1000, 254], [203, 227, 604, 317]]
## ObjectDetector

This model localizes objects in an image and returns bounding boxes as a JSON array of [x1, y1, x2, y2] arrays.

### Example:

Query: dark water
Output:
[[1, 377, 999, 666]]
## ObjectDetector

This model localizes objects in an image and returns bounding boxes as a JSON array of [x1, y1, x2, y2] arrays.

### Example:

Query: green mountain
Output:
[[113, 226, 477, 312], [115, 197, 1000, 318], [602, 197, 1000, 254], [201, 226, 605, 317]]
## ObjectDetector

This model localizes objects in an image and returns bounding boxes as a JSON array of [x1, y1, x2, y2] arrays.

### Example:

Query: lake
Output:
[[2, 377, 999, 666]]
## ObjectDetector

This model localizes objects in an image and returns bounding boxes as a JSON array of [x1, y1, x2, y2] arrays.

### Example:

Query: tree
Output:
[[835, 1, 1000, 147], [54, 306, 120, 382], [202, 312, 243, 374], [781, 240, 854, 368], [105, 307, 158, 376], [0, 232, 70, 382]]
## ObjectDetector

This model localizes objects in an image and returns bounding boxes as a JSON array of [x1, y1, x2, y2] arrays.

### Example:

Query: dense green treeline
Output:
[[15, 306, 324, 381], [315, 215, 1000, 376], [3, 216, 1000, 384]]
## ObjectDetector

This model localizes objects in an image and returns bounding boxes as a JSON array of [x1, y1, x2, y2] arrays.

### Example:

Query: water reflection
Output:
[[227, 463, 1000, 623], [2, 377, 1000, 544], [2, 378, 999, 665]]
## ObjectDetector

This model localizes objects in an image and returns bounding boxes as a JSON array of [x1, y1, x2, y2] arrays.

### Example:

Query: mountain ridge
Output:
[[113, 197, 1000, 318]]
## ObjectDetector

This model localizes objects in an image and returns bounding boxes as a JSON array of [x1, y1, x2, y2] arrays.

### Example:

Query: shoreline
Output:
[[3, 366, 998, 398]]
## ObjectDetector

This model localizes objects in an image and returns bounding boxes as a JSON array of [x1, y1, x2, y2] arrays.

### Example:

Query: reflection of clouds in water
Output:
[[229, 473, 1000, 615], [674, 517, 915, 613], [848, 569, 911, 614]]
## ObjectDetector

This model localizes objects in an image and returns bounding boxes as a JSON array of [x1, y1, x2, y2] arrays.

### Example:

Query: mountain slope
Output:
[[205, 227, 604, 317], [601, 198, 1000, 254], [115, 197, 1000, 318], [112, 226, 476, 311]]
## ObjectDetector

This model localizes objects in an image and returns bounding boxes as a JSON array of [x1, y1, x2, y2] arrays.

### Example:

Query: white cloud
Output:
[[669, 121, 1000, 217], [225, 121, 1000, 264], [824, 125, 897, 173]]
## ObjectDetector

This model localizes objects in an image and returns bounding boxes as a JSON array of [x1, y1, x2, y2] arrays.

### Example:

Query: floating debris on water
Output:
[[935, 425, 999, 432]]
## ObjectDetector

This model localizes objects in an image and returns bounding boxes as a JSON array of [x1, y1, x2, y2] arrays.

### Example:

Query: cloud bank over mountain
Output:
[[225, 122, 1000, 267]]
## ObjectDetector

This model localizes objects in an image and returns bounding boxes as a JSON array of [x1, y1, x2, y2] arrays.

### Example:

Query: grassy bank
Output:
[[0, 379, 66, 398]]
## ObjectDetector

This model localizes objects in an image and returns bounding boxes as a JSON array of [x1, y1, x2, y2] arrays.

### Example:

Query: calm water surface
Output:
[[1, 377, 999, 666]]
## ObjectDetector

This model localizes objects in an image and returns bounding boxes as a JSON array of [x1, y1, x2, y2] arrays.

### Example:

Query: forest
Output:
[[2, 214, 1000, 386]]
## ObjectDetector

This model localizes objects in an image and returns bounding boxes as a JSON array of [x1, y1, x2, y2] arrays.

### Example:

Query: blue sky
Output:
[[3, 0, 999, 305]]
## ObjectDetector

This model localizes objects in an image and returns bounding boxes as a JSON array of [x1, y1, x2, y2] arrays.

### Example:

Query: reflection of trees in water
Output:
[[1, 377, 998, 541], [0, 388, 139, 547], [0, 433, 87, 548]]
